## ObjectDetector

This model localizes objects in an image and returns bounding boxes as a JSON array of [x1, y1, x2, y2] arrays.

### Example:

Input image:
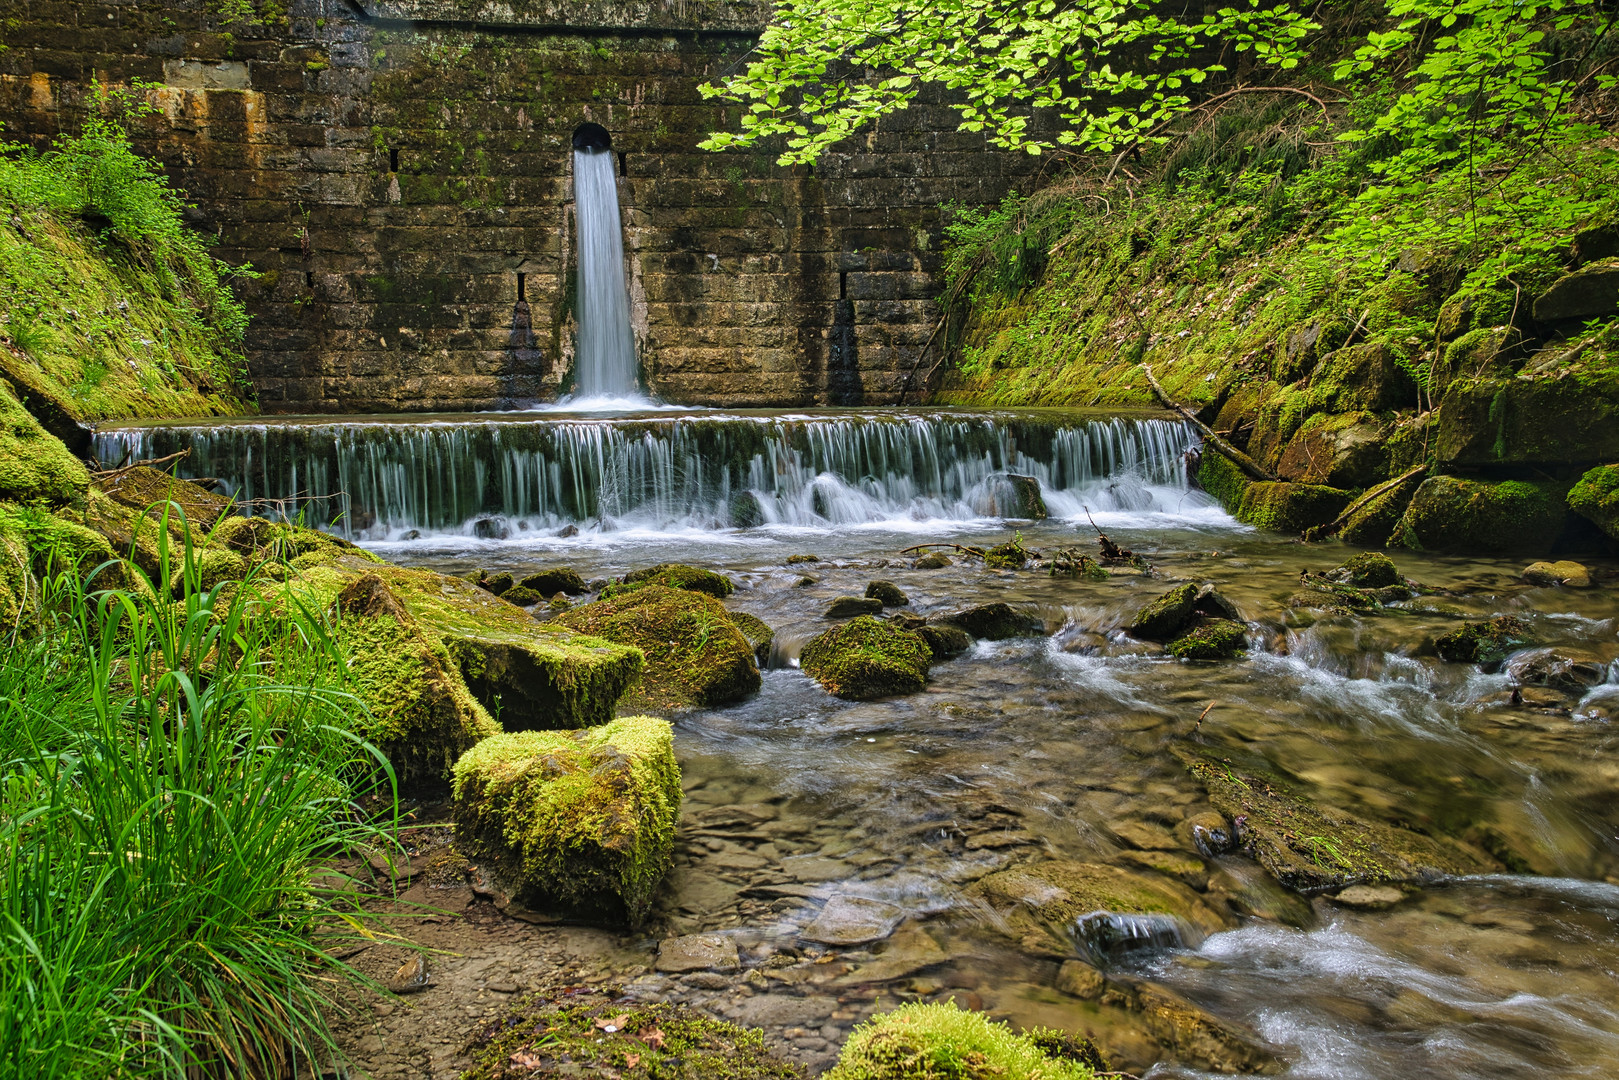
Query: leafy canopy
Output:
[[701, 0, 1616, 169]]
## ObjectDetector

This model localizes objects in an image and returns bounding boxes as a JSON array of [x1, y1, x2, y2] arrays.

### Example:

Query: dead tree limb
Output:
[[90, 448, 191, 481], [1310, 465, 1428, 539], [1142, 363, 1277, 482]]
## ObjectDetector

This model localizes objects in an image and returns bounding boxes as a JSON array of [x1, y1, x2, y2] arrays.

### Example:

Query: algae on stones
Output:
[[553, 584, 760, 708], [620, 562, 735, 598], [828, 1001, 1098, 1080], [1434, 615, 1532, 665], [451, 717, 681, 926], [1126, 583, 1199, 641], [1167, 619, 1246, 660], [800, 615, 932, 700]]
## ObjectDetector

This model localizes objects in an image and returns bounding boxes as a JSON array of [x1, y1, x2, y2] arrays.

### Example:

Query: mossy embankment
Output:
[[928, 94, 1619, 552]]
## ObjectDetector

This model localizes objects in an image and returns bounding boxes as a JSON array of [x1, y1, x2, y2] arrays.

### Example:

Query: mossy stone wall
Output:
[[0, 0, 1032, 410]]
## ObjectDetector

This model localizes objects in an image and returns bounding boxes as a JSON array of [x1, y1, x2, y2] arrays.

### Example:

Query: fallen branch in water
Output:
[[1082, 506, 1137, 563], [90, 448, 190, 481], [1307, 465, 1428, 540], [1141, 363, 1277, 482], [901, 542, 988, 558]]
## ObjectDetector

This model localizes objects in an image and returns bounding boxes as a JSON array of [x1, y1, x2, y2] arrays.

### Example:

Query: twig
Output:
[[901, 542, 988, 558], [1141, 363, 1277, 481], [90, 448, 190, 481], [1309, 465, 1428, 539], [1194, 701, 1216, 732]]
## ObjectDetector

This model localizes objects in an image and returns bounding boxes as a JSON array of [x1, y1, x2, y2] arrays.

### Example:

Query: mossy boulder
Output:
[[918, 622, 972, 660], [451, 717, 681, 926], [1167, 619, 1246, 660], [210, 514, 377, 571], [1276, 412, 1388, 489], [0, 380, 89, 507], [1437, 365, 1619, 466], [334, 572, 501, 786], [1328, 552, 1401, 588], [98, 467, 232, 530], [984, 536, 1031, 568], [1522, 560, 1593, 588], [1308, 343, 1419, 414], [1434, 615, 1531, 664], [827, 1001, 1099, 1080], [938, 602, 1043, 640], [0, 516, 36, 630], [293, 558, 642, 732], [1234, 482, 1354, 534], [801, 615, 932, 700], [1334, 470, 1426, 547], [623, 562, 734, 598], [500, 585, 544, 606], [826, 595, 885, 618], [1125, 583, 1198, 641], [465, 995, 801, 1080], [1195, 449, 1251, 510], [553, 584, 760, 708], [0, 501, 119, 583], [1176, 749, 1497, 893], [518, 566, 588, 596], [728, 609, 775, 665], [865, 579, 908, 606], [1391, 476, 1564, 555], [1568, 464, 1619, 540]]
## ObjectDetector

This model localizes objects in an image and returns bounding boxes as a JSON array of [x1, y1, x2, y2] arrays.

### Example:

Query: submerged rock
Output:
[[913, 552, 951, 569], [655, 933, 740, 974], [451, 717, 680, 926], [1126, 582, 1199, 641], [1502, 647, 1609, 692], [940, 602, 1044, 640], [801, 894, 907, 946], [1568, 463, 1619, 539], [864, 579, 908, 606], [518, 566, 588, 596], [622, 562, 735, 598], [553, 584, 760, 707], [1392, 476, 1565, 554], [1434, 615, 1532, 664], [918, 622, 972, 660], [970, 859, 1233, 947], [800, 615, 932, 700], [1166, 619, 1247, 660], [1176, 748, 1497, 893], [1522, 560, 1593, 588], [824, 595, 884, 618], [828, 1002, 1100, 1080]]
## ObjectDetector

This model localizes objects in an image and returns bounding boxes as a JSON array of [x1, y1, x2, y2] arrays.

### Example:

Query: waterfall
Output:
[[572, 147, 639, 400], [93, 412, 1210, 541]]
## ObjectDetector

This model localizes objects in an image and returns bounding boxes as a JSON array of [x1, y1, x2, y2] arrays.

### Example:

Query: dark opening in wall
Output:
[[839, 271, 848, 300], [516, 272, 527, 302], [807, 164, 814, 177], [305, 271, 314, 288], [572, 122, 612, 152], [618, 151, 627, 176], [388, 148, 399, 172]]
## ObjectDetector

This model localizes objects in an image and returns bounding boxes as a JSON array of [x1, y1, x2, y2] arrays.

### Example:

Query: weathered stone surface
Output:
[[1126, 583, 1198, 641], [1309, 343, 1420, 413], [519, 567, 589, 596], [825, 595, 884, 618], [1437, 368, 1619, 466], [939, 602, 1043, 640], [1523, 560, 1592, 588], [864, 579, 908, 606], [1276, 412, 1388, 488], [800, 895, 907, 946], [1235, 482, 1354, 534], [655, 933, 740, 974], [1531, 261, 1619, 321]]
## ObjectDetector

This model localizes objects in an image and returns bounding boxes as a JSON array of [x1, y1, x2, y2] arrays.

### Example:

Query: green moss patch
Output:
[[729, 609, 775, 665], [1434, 615, 1532, 665], [0, 381, 89, 508], [518, 566, 589, 596], [1391, 476, 1564, 555], [1167, 619, 1247, 660], [1126, 583, 1199, 641], [553, 584, 760, 708], [1234, 482, 1354, 535], [98, 466, 232, 530], [465, 994, 801, 1080], [1568, 463, 1619, 540], [621, 562, 735, 598], [1175, 748, 1496, 893], [828, 1001, 1097, 1080], [451, 717, 681, 926], [801, 615, 932, 700]]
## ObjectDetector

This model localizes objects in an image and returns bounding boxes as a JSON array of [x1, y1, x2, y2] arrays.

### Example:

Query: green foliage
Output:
[[0, 528, 398, 1078], [0, 84, 253, 347], [828, 1000, 1096, 1080]]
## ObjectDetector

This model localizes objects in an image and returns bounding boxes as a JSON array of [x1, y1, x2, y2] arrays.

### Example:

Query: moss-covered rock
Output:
[[1308, 342, 1420, 414], [1567, 463, 1619, 539], [729, 609, 775, 666], [1176, 749, 1497, 893], [1437, 364, 1619, 466], [1434, 615, 1532, 664], [918, 622, 973, 660], [939, 602, 1043, 640], [0, 516, 36, 630], [1167, 619, 1247, 660], [518, 566, 589, 596], [1195, 449, 1251, 510], [1125, 582, 1198, 641], [0, 380, 89, 507], [334, 572, 501, 787], [984, 536, 1031, 568], [1334, 470, 1425, 547], [865, 579, 908, 606], [451, 717, 680, 925], [826, 595, 885, 618], [623, 562, 735, 598], [801, 615, 932, 700], [914, 552, 951, 569], [1234, 482, 1354, 534], [1522, 560, 1592, 588], [500, 585, 544, 606], [1277, 412, 1388, 489], [0, 501, 118, 581], [553, 584, 759, 708], [1391, 476, 1564, 554], [827, 1001, 1097, 1080], [98, 466, 232, 530], [210, 514, 378, 571], [464, 994, 801, 1080], [294, 557, 642, 731], [1328, 551, 1401, 588]]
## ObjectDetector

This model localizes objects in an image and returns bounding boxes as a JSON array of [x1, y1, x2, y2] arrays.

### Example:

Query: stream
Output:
[[97, 407, 1619, 1078]]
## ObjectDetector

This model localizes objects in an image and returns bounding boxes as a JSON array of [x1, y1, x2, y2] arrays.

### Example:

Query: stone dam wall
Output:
[[0, 0, 1036, 411]]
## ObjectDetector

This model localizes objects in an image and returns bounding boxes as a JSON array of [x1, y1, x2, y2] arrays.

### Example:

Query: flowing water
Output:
[[571, 146, 639, 400], [97, 407, 1619, 1078]]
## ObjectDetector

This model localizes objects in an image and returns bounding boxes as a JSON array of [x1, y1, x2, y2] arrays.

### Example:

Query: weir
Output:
[[93, 411, 1201, 541]]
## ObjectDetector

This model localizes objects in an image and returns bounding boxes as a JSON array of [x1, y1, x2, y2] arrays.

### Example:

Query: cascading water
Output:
[[92, 411, 1211, 541], [571, 144, 639, 401]]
